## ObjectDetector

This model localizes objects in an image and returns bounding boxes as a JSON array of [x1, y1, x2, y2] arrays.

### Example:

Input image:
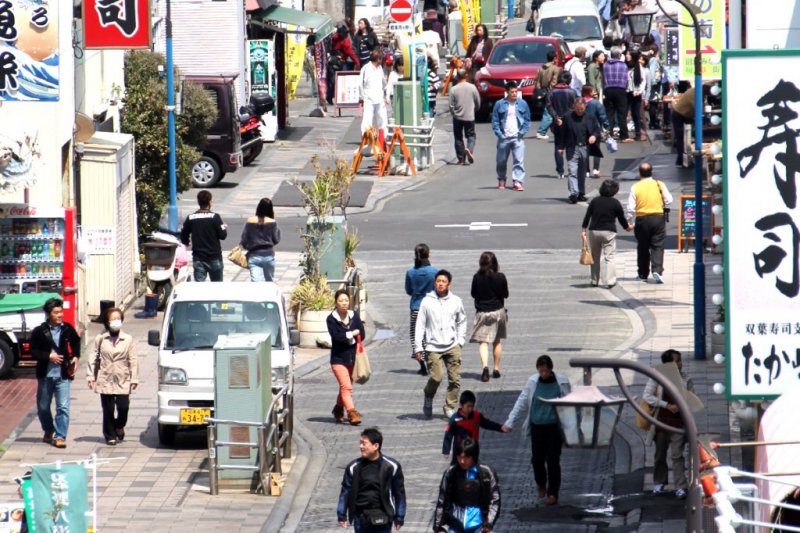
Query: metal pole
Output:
[[166, 0, 179, 233], [667, 0, 705, 360], [570, 358, 703, 533], [207, 423, 218, 495], [728, 0, 742, 49], [257, 425, 267, 494]]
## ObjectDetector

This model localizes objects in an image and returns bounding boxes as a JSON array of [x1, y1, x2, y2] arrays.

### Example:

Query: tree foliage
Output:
[[120, 50, 217, 235]]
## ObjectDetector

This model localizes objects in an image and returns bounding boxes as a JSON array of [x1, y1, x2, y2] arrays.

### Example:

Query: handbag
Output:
[[93, 340, 102, 382], [635, 399, 655, 430], [579, 234, 594, 266], [525, 16, 535, 33], [361, 508, 389, 526], [353, 335, 371, 385], [228, 245, 248, 268]]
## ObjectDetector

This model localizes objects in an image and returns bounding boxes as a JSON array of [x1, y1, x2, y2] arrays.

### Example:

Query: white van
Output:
[[536, 0, 605, 54], [147, 282, 298, 445]]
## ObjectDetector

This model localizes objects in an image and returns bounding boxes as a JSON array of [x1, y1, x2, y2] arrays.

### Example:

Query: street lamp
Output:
[[542, 386, 626, 448], [566, 357, 703, 533], [653, 0, 707, 360], [626, 6, 656, 40]]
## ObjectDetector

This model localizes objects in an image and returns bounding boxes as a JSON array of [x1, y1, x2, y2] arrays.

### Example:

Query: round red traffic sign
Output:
[[390, 0, 413, 23]]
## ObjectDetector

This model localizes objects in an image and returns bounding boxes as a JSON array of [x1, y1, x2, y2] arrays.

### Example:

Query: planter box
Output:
[[298, 309, 332, 348]]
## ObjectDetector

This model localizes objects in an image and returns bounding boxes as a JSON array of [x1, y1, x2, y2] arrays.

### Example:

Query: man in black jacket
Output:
[[31, 297, 81, 448], [557, 98, 602, 204], [548, 71, 577, 179], [180, 190, 228, 281], [338, 428, 406, 532]]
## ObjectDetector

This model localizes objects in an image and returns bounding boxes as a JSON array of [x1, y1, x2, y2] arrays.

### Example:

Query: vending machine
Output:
[[0, 205, 77, 325]]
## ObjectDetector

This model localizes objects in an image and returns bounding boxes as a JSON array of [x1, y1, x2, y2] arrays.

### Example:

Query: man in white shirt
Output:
[[360, 49, 389, 140], [565, 46, 587, 97]]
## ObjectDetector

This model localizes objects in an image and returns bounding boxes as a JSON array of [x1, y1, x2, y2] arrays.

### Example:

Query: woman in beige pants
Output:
[[581, 179, 632, 288]]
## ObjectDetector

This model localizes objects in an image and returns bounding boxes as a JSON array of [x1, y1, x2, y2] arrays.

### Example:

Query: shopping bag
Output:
[[635, 398, 657, 431], [228, 245, 248, 268], [579, 235, 594, 266], [605, 136, 618, 154], [353, 335, 371, 385]]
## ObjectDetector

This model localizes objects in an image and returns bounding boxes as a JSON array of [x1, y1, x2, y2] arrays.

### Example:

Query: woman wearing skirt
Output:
[[469, 251, 509, 382]]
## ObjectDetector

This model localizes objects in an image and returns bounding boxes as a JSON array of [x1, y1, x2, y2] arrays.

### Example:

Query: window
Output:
[[538, 16, 603, 41], [165, 301, 283, 350]]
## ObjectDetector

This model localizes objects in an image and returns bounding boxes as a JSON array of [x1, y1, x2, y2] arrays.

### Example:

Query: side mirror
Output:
[[148, 330, 161, 346], [289, 329, 300, 347]]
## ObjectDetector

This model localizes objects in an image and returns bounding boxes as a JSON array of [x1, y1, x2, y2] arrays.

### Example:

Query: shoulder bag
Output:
[[635, 387, 660, 431], [353, 335, 371, 385], [579, 234, 594, 266], [93, 339, 102, 382], [228, 245, 248, 268]]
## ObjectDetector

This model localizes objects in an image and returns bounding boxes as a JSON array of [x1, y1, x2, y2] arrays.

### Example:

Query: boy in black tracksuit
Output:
[[442, 390, 507, 464], [180, 190, 227, 281]]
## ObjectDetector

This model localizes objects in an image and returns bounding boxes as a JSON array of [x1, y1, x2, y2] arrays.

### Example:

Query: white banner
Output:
[[724, 50, 800, 399]]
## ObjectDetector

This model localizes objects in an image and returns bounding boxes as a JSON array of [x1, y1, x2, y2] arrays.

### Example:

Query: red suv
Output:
[[474, 36, 570, 121]]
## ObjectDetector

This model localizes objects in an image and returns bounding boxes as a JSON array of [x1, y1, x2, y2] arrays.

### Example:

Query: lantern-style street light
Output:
[[626, 6, 656, 40], [542, 386, 626, 448], [560, 358, 703, 533]]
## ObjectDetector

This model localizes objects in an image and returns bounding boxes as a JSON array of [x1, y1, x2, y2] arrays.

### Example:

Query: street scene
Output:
[[0, 0, 798, 532]]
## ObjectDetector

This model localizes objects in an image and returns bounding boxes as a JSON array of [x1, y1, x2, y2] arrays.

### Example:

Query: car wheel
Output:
[[191, 156, 222, 188], [158, 423, 177, 446], [0, 339, 14, 378]]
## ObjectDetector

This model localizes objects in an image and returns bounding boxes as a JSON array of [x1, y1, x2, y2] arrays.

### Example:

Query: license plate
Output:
[[180, 408, 211, 425]]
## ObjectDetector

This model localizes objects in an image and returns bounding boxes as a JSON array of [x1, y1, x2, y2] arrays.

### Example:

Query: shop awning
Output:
[[252, 6, 334, 40]]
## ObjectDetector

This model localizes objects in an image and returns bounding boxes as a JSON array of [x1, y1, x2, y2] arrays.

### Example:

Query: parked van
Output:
[[147, 282, 299, 445], [185, 75, 242, 188], [536, 0, 605, 54]]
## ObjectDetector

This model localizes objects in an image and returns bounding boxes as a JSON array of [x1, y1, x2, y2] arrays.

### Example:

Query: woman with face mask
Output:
[[87, 307, 138, 445]]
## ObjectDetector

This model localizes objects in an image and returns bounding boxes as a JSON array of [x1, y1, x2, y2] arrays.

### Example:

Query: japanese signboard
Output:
[[83, 0, 150, 49], [0, 502, 25, 532], [31, 464, 88, 533], [84, 227, 115, 254], [334, 70, 361, 108], [0, 0, 58, 101], [678, 0, 725, 80], [723, 49, 800, 399], [285, 26, 306, 100]]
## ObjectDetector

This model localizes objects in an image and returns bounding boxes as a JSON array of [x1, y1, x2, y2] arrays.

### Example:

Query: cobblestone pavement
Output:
[[293, 249, 641, 532]]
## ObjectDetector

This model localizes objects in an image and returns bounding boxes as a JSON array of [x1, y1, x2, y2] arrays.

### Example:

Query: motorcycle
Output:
[[240, 93, 275, 166], [141, 231, 190, 310]]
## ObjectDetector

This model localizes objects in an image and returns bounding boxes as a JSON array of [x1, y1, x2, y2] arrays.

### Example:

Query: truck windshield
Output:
[[165, 301, 283, 350], [539, 16, 603, 41]]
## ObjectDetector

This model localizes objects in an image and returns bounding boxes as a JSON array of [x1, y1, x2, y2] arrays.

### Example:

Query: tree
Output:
[[120, 50, 217, 235]]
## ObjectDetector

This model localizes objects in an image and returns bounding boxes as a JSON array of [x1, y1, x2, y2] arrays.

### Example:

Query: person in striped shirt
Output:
[[427, 57, 443, 117]]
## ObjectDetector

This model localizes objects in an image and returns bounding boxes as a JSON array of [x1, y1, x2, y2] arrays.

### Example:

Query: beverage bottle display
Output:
[[53, 240, 61, 258], [42, 222, 48, 234], [42, 241, 48, 258]]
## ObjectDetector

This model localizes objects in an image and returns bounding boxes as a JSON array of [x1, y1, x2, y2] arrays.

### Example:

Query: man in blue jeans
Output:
[[491, 81, 531, 191], [180, 190, 228, 281], [31, 297, 81, 449]]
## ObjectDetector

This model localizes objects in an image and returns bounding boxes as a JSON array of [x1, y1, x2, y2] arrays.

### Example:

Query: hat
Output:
[[426, 9, 437, 19], [505, 80, 518, 90]]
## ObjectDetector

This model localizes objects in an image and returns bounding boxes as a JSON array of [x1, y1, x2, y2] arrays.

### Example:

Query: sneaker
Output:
[[536, 133, 549, 140], [591, 170, 601, 178], [465, 148, 475, 164], [653, 484, 665, 494], [444, 406, 456, 418], [423, 396, 433, 419], [652, 272, 665, 284], [568, 195, 578, 204], [577, 195, 588, 202], [497, 180, 506, 190], [638, 276, 648, 282], [558, 173, 565, 180], [675, 488, 687, 499], [512, 181, 524, 191]]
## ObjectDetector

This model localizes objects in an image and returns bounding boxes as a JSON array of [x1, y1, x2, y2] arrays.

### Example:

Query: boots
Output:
[[347, 408, 362, 426], [134, 293, 159, 319], [332, 405, 345, 423]]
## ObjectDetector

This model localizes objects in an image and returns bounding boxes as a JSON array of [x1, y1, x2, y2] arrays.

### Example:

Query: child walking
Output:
[[442, 390, 509, 463]]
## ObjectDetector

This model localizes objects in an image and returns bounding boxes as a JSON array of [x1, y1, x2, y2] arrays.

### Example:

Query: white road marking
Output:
[[434, 222, 529, 231]]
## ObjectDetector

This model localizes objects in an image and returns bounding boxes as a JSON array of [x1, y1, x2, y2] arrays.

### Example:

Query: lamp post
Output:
[[652, 0, 706, 360], [625, 6, 656, 41], [166, 0, 179, 233], [564, 357, 703, 533]]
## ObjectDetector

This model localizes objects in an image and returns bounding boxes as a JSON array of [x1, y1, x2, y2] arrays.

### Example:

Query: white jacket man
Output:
[[415, 270, 467, 419], [360, 50, 389, 138]]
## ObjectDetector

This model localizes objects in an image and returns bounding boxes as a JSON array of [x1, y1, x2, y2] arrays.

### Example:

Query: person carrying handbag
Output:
[[87, 307, 138, 446], [327, 289, 366, 426]]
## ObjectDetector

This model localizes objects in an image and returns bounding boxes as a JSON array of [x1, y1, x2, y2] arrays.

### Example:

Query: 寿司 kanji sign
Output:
[[83, 0, 151, 49]]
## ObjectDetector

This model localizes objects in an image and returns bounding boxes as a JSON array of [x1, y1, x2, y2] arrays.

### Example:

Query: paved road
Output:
[[293, 249, 642, 532]]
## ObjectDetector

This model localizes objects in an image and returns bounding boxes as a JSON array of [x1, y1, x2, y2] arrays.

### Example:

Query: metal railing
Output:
[[206, 379, 294, 495], [385, 122, 436, 170]]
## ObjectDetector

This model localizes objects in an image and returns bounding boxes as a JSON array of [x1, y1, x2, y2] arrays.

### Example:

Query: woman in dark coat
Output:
[[354, 18, 379, 68], [469, 251, 509, 382], [465, 24, 493, 75], [326, 289, 366, 426]]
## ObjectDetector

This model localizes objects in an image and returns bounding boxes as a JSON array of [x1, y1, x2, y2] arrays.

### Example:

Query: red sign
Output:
[[83, 0, 151, 49], [390, 0, 413, 23]]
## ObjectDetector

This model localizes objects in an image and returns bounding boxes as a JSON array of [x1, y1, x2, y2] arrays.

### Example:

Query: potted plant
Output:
[[291, 277, 335, 348]]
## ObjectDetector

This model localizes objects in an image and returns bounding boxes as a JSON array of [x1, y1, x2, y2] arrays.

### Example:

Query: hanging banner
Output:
[[723, 49, 800, 399], [0, 1, 59, 101], [473, 0, 481, 25], [285, 26, 307, 100], [31, 464, 88, 533], [20, 477, 36, 532], [314, 40, 327, 107], [83, 0, 151, 49], [460, 0, 477, 49], [678, 0, 724, 80]]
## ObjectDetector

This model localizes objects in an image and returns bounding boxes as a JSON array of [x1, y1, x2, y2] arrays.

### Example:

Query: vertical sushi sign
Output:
[[0, 0, 59, 102]]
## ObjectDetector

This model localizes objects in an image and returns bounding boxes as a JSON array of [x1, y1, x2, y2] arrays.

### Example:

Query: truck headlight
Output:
[[271, 366, 288, 387], [479, 81, 489, 92], [159, 366, 187, 385]]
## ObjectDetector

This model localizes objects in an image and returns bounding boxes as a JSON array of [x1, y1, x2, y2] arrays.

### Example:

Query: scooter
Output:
[[240, 93, 275, 166], [141, 231, 190, 310]]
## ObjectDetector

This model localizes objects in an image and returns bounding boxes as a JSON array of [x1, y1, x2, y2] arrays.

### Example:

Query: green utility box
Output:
[[213, 333, 271, 486], [307, 215, 346, 281], [393, 81, 425, 126]]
